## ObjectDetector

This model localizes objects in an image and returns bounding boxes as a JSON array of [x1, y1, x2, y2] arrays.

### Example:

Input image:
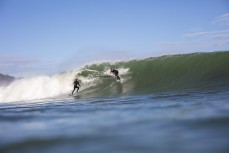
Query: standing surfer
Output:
[[72, 78, 81, 95], [110, 68, 121, 80]]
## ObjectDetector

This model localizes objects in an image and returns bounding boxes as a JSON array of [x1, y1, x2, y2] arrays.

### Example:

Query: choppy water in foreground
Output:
[[0, 90, 229, 153]]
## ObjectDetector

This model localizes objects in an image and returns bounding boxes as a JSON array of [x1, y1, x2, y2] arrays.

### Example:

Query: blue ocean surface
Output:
[[0, 91, 229, 153], [0, 52, 229, 153]]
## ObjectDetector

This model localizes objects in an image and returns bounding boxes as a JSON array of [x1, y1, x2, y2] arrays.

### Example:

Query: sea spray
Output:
[[0, 71, 76, 102]]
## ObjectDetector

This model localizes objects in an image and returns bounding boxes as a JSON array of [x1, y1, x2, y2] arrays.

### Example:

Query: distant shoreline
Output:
[[0, 73, 15, 86]]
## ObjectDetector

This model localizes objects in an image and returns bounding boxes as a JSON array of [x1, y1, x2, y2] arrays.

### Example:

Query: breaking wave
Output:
[[0, 51, 229, 102]]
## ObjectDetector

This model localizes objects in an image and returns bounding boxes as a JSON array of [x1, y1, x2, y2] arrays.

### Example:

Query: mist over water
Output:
[[0, 71, 75, 102]]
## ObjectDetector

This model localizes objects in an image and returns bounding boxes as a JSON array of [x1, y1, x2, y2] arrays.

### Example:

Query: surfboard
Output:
[[68, 93, 73, 96], [68, 93, 79, 96], [117, 76, 121, 80]]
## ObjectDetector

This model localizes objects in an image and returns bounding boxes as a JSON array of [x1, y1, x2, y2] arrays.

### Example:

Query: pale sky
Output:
[[0, 0, 229, 77]]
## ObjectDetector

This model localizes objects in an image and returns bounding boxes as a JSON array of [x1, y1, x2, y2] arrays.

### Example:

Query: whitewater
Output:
[[0, 51, 229, 153], [0, 67, 130, 102]]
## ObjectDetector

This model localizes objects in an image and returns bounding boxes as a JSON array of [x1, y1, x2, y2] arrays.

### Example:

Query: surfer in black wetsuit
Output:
[[72, 78, 81, 94], [110, 68, 121, 80]]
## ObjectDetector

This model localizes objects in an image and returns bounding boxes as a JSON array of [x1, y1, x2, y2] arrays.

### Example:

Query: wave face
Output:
[[0, 51, 229, 102], [78, 51, 229, 97]]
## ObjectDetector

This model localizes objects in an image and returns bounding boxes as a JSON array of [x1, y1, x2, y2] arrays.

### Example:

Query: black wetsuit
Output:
[[111, 69, 120, 80], [72, 80, 81, 94]]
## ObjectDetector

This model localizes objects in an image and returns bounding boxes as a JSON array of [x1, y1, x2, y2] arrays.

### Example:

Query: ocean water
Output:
[[0, 52, 229, 153]]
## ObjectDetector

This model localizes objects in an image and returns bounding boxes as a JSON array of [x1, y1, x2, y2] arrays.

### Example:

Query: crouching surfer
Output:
[[110, 68, 121, 80], [72, 78, 81, 95]]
